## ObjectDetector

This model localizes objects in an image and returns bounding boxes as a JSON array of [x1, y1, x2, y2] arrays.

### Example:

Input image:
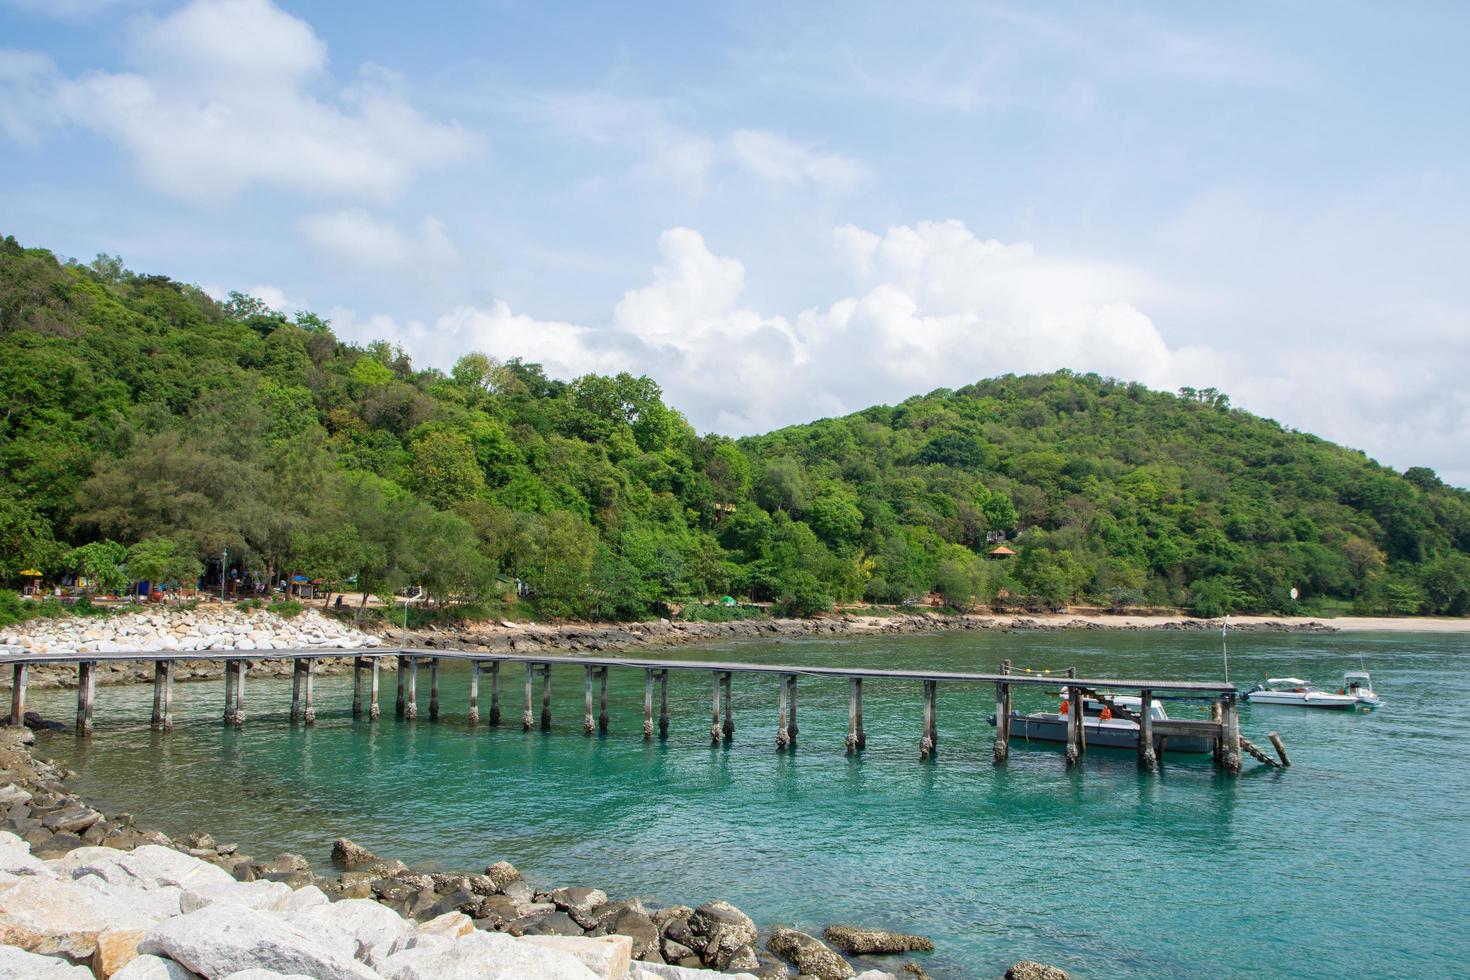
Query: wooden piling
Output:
[[643, 669, 655, 740], [709, 671, 722, 744], [235, 660, 246, 727], [540, 665, 552, 731], [1137, 687, 1156, 771], [599, 667, 610, 734], [151, 661, 166, 730], [291, 659, 303, 723], [428, 657, 440, 721], [523, 663, 535, 730], [396, 655, 407, 719], [787, 674, 798, 744], [468, 660, 480, 727], [224, 660, 238, 726], [76, 662, 95, 736], [1267, 731, 1291, 768], [720, 671, 733, 739], [584, 666, 596, 735], [1222, 695, 1242, 774], [352, 657, 364, 718], [920, 680, 937, 759], [846, 677, 865, 753], [369, 658, 380, 721], [993, 659, 1012, 765], [776, 673, 790, 749], [9, 663, 26, 728], [404, 657, 417, 721], [303, 658, 316, 726], [1210, 701, 1224, 766], [1066, 686, 1084, 765], [658, 669, 669, 739], [162, 661, 174, 731], [488, 661, 501, 726]]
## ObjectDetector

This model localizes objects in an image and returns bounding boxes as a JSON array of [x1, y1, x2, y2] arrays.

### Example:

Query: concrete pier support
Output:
[[224, 660, 239, 726], [8, 663, 24, 728], [396, 655, 407, 719], [291, 660, 304, 723], [1065, 686, 1084, 766], [777, 674, 797, 749], [75, 662, 95, 736], [352, 658, 364, 718], [584, 666, 596, 735], [369, 658, 380, 721], [540, 665, 552, 731], [709, 671, 723, 744], [920, 680, 937, 759], [846, 677, 865, 753], [720, 671, 733, 739], [303, 658, 316, 726], [428, 658, 440, 721], [488, 661, 501, 726], [643, 669, 655, 740], [523, 663, 535, 730], [1222, 695, 1242, 774], [404, 658, 417, 721], [161, 661, 174, 731], [599, 667, 610, 734], [993, 659, 1011, 765], [658, 670, 669, 739], [151, 662, 167, 730], [468, 660, 480, 727], [235, 660, 246, 727], [1138, 688, 1157, 771]]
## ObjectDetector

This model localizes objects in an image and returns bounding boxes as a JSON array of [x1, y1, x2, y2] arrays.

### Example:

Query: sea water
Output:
[[28, 630, 1470, 978]]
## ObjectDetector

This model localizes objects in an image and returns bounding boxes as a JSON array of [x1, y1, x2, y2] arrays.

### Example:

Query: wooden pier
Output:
[[2, 647, 1256, 773]]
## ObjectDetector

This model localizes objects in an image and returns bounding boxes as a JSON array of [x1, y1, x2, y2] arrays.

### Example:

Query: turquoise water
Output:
[[28, 631, 1470, 978]]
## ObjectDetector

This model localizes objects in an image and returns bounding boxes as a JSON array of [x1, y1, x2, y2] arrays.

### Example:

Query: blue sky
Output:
[[3, 0, 1468, 484]]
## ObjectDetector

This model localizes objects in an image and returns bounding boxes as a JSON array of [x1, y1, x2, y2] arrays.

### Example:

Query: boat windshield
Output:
[[1344, 673, 1373, 693]]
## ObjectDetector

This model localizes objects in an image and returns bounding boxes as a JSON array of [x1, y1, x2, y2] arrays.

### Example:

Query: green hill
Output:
[[2, 235, 1467, 620]]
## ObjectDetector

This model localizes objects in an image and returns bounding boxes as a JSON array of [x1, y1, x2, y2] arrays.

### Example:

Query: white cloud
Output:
[[728, 129, 872, 192], [14, 0, 479, 203], [297, 209, 457, 271], [0, 49, 57, 144]]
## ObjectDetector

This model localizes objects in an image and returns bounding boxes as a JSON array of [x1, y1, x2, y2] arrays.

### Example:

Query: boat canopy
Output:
[[1265, 678, 1308, 686], [1344, 670, 1371, 679]]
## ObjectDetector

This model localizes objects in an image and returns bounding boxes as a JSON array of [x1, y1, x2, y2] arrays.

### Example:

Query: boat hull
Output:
[[1244, 692, 1358, 709], [1005, 713, 1213, 755]]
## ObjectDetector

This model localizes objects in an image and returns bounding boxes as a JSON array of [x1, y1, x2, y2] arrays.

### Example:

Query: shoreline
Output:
[[0, 723, 983, 979]]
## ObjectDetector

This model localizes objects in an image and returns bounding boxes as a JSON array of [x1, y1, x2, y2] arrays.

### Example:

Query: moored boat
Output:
[[989, 690, 1215, 755], [1244, 678, 1358, 709], [1342, 670, 1383, 708]]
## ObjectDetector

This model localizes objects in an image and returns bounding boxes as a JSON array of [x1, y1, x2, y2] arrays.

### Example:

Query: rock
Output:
[[55, 844, 236, 892], [281, 884, 329, 911], [522, 934, 633, 979], [766, 927, 855, 980], [1005, 962, 1070, 980], [253, 853, 311, 877], [630, 964, 759, 980], [330, 838, 379, 869], [687, 900, 758, 970], [523, 910, 587, 936], [500, 878, 535, 907], [0, 943, 96, 978], [137, 905, 378, 980], [179, 879, 293, 913], [661, 938, 695, 962], [0, 829, 52, 876], [851, 973, 899, 980], [92, 927, 149, 978], [288, 898, 414, 970], [822, 925, 934, 955], [378, 929, 600, 979], [552, 885, 609, 929], [727, 944, 761, 971], [751, 951, 792, 978], [221, 971, 316, 980], [417, 910, 476, 939], [0, 875, 161, 957], [483, 860, 522, 890], [110, 955, 200, 979]]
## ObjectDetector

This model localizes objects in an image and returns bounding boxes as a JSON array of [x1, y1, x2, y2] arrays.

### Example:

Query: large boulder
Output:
[[687, 901, 757, 970], [110, 955, 200, 979], [0, 943, 96, 979], [288, 897, 414, 970], [180, 879, 293, 914], [0, 875, 161, 957], [1005, 962, 1070, 980], [92, 927, 149, 978], [822, 925, 934, 955], [630, 964, 760, 980], [54, 844, 235, 892], [766, 927, 855, 980], [330, 839, 379, 869], [551, 886, 608, 929], [483, 860, 522, 891], [522, 934, 633, 979], [378, 929, 600, 979], [0, 830, 52, 877], [138, 904, 377, 980]]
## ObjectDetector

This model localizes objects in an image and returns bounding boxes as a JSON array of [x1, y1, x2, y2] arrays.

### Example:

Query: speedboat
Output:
[[1342, 670, 1383, 708], [989, 690, 1213, 754], [1244, 678, 1358, 709]]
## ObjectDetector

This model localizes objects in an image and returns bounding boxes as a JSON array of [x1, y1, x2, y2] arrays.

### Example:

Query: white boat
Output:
[[1244, 677, 1358, 709], [989, 690, 1214, 754], [1342, 670, 1383, 708]]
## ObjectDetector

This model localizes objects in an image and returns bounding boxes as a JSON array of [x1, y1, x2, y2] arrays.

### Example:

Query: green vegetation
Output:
[[2, 236, 1467, 620]]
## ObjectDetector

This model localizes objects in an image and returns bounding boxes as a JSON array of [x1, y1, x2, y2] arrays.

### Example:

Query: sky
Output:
[[2, 0, 1468, 485]]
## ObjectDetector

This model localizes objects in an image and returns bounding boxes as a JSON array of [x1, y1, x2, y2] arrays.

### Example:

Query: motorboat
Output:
[[988, 690, 1214, 754], [1342, 670, 1383, 708], [1244, 678, 1358, 709]]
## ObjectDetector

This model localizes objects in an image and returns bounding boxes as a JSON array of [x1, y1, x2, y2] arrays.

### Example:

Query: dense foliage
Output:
[[2, 236, 1467, 619]]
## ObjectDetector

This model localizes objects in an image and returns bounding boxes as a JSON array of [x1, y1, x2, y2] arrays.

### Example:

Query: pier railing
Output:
[[3, 647, 1246, 773]]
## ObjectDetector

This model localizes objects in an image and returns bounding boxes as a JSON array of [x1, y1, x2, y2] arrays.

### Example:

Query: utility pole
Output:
[[221, 547, 228, 603]]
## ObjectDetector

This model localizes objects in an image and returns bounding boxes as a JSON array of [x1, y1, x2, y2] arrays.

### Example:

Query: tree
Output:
[[126, 537, 203, 590], [411, 430, 486, 508], [68, 541, 128, 594]]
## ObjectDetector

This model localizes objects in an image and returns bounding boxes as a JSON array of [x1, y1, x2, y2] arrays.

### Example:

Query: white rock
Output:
[[54, 845, 235, 892], [415, 911, 474, 940], [0, 830, 52, 877], [139, 905, 376, 980], [0, 875, 159, 957], [632, 965, 759, 980], [288, 898, 413, 970], [280, 885, 329, 911], [0, 943, 96, 979], [74, 873, 183, 922], [521, 934, 632, 980], [111, 955, 202, 979], [180, 879, 293, 914], [380, 930, 600, 980], [852, 972, 899, 980], [221, 971, 316, 980]]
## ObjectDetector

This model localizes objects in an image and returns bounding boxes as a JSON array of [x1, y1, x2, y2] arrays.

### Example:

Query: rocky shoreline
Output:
[[0, 725, 1068, 979]]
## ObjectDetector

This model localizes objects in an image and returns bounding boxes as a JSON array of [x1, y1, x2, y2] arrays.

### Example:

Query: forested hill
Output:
[[2, 235, 1468, 619]]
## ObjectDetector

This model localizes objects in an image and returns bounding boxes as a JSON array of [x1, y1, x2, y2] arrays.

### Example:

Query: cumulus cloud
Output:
[[11, 0, 479, 203], [297, 209, 457, 270]]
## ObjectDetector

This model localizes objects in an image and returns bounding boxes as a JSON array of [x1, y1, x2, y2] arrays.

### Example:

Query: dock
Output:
[[5, 647, 1255, 773]]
